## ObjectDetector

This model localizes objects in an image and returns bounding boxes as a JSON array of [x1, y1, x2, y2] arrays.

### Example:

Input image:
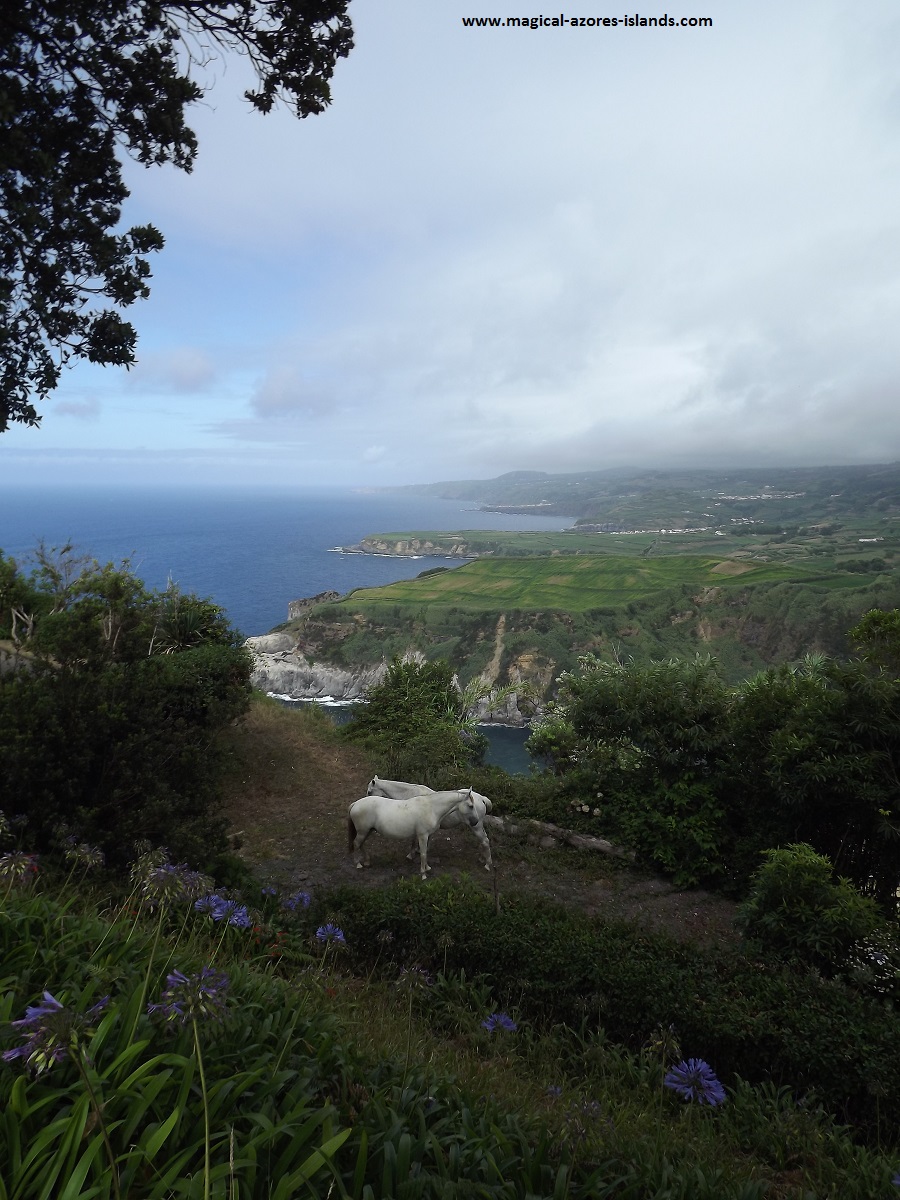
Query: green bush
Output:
[[324, 876, 900, 1137], [342, 657, 484, 783], [0, 549, 250, 870], [735, 844, 882, 973]]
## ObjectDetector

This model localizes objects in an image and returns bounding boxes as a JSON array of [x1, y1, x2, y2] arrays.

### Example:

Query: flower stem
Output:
[[128, 905, 165, 1045], [73, 1046, 121, 1200], [193, 1018, 212, 1200]]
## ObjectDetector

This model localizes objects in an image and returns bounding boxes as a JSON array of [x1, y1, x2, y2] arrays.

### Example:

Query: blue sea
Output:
[[0, 486, 569, 638], [0, 486, 566, 772]]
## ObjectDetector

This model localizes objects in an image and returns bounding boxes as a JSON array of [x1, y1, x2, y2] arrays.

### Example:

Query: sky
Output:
[[3, 0, 900, 488]]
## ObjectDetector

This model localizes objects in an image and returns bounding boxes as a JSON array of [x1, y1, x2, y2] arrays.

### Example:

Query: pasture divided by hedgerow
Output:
[[338, 555, 818, 614]]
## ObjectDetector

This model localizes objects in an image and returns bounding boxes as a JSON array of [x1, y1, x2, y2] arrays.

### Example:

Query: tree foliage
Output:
[[735, 843, 882, 975], [343, 657, 490, 785], [0, 0, 353, 429], [0, 545, 251, 868], [528, 622, 900, 902]]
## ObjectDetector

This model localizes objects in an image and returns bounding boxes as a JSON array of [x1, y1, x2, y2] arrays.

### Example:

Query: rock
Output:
[[245, 632, 296, 655]]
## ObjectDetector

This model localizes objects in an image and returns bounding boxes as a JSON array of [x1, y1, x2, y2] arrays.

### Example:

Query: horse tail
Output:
[[348, 815, 357, 854]]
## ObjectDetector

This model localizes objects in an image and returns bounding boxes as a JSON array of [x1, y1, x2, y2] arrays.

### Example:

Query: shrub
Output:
[[323, 876, 900, 1137], [735, 844, 882, 974]]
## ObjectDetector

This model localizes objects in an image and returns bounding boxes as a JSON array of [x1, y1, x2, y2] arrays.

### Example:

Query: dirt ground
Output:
[[220, 698, 739, 947]]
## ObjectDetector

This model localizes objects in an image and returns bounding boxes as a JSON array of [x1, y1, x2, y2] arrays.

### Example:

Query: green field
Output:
[[340, 554, 852, 614]]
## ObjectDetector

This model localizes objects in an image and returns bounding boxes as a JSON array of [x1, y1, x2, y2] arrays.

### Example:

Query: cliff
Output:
[[243, 631, 533, 724], [244, 633, 389, 701]]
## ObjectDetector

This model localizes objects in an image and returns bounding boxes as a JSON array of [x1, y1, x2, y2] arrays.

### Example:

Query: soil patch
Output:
[[220, 697, 739, 947]]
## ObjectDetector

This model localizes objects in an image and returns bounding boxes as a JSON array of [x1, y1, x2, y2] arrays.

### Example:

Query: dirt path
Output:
[[221, 699, 739, 946]]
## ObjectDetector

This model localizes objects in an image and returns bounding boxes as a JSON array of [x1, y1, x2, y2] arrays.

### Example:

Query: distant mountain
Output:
[[398, 463, 900, 525]]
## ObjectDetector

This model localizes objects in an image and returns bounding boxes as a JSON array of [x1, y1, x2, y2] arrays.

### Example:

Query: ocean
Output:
[[0, 485, 569, 638], [0, 486, 566, 773]]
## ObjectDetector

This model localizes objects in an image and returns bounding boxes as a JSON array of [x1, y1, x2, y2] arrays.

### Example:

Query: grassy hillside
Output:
[[288, 554, 900, 687], [340, 555, 839, 613]]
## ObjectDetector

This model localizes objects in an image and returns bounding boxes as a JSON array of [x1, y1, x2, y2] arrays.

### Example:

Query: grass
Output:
[[337, 553, 870, 615], [3, 865, 898, 1199]]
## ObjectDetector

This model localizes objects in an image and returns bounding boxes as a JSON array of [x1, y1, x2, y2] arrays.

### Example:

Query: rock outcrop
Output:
[[244, 634, 389, 701]]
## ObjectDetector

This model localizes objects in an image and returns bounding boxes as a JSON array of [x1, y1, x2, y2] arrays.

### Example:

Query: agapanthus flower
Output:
[[892, 1171, 900, 1187], [397, 966, 433, 989], [664, 1059, 726, 1106], [141, 862, 212, 907], [0, 851, 39, 886], [3, 991, 108, 1074], [481, 1011, 518, 1033], [63, 840, 105, 869], [282, 890, 311, 912], [316, 923, 345, 943], [227, 904, 251, 928], [0, 810, 10, 839], [148, 968, 229, 1025], [261, 886, 278, 897]]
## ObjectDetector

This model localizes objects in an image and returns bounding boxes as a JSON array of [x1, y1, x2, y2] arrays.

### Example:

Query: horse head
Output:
[[366, 776, 379, 795], [459, 787, 480, 827]]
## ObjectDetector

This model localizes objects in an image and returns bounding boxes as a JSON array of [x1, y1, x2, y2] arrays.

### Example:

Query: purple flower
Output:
[[282, 891, 311, 912], [893, 1173, 900, 1188], [397, 966, 433, 989], [664, 1059, 726, 1106], [3, 992, 108, 1074], [142, 862, 212, 906], [63, 840, 104, 869], [316, 923, 345, 944], [0, 851, 39, 886], [261, 886, 278, 897], [481, 1011, 517, 1033], [228, 904, 251, 928], [148, 968, 229, 1025]]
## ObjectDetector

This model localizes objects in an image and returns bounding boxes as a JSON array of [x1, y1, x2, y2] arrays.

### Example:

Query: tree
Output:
[[849, 608, 900, 677], [0, 0, 353, 430], [0, 547, 251, 868], [344, 658, 502, 785]]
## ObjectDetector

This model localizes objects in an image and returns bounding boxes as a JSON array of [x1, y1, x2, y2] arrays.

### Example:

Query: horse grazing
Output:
[[366, 777, 494, 870], [348, 788, 480, 879]]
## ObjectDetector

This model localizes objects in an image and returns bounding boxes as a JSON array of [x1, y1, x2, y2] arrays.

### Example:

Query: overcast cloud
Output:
[[3, 0, 900, 487]]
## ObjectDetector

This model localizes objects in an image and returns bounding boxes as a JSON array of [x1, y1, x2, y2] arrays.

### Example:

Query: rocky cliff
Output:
[[243, 631, 533, 724], [244, 633, 389, 701]]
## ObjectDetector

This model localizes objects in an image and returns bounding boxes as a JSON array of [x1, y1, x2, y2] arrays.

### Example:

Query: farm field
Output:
[[356, 519, 900, 568], [338, 553, 869, 614]]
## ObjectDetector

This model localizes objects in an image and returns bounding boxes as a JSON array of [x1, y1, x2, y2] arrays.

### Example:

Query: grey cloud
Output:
[[54, 397, 101, 421], [129, 347, 217, 393], [250, 366, 336, 418]]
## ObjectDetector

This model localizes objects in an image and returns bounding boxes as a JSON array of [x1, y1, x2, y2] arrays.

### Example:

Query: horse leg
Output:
[[406, 835, 417, 861], [354, 827, 373, 869], [417, 830, 431, 879], [470, 823, 492, 870]]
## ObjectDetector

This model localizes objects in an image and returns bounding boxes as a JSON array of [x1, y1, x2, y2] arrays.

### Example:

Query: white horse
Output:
[[366, 776, 494, 870], [348, 788, 480, 879]]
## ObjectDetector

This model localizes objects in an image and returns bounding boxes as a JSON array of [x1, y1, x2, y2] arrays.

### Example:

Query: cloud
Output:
[[250, 365, 336, 417], [128, 347, 217, 393], [54, 397, 101, 421], [16, 0, 900, 486]]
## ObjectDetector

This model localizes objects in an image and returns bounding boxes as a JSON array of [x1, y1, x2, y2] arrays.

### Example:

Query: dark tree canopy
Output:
[[0, 0, 353, 430]]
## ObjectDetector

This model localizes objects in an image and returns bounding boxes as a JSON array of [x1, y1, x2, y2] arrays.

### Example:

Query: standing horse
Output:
[[348, 788, 480, 879], [366, 776, 494, 870]]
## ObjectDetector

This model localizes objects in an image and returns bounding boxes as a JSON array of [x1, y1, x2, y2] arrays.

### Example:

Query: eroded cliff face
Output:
[[244, 633, 389, 701], [243, 631, 535, 724]]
